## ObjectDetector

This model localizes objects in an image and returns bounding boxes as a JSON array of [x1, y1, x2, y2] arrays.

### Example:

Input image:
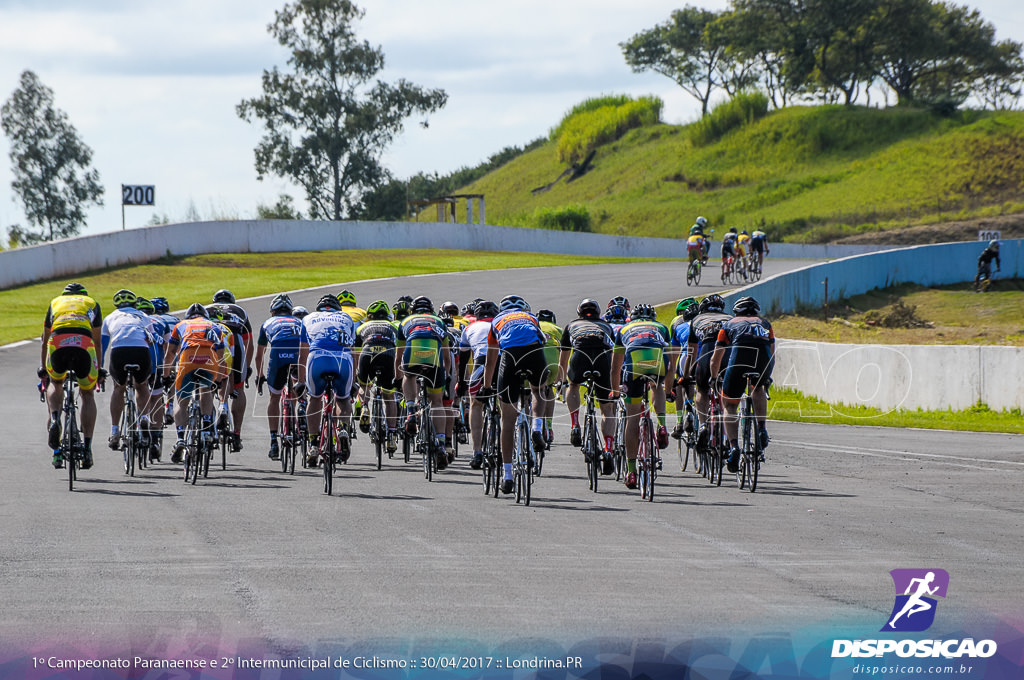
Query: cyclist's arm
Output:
[[297, 342, 309, 379], [709, 346, 727, 380], [610, 350, 624, 394], [254, 344, 267, 380], [40, 315, 51, 368], [483, 343, 499, 388]]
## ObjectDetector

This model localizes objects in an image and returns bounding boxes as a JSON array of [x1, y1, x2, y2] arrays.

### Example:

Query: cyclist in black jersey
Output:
[[682, 294, 732, 449], [353, 300, 400, 454], [208, 289, 254, 451], [975, 240, 1001, 291]]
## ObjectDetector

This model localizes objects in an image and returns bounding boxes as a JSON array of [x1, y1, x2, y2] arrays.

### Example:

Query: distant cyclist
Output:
[[689, 216, 711, 261], [750, 228, 769, 271], [302, 294, 357, 464], [353, 300, 400, 458], [254, 294, 305, 460], [101, 289, 156, 452], [336, 289, 367, 323], [40, 282, 103, 469], [710, 296, 774, 473], [975, 240, 1001, 292], [721, 227, 738, 276], [736, 230, 751, 278]]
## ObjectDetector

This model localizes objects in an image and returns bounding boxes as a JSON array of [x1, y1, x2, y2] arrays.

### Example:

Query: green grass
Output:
[[2, 249, 661, 346], [768, 387, 1024, 434], [427, 104, 1024, 240]]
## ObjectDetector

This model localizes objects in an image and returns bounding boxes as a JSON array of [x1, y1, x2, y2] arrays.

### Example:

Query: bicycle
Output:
[[736, 372, 765, 492], [414, 377, 439, 482], [975, 267, 998, 293], [49, 377, 86, 491], [367, 369, 389, 470], [511, 376, 535, 505], [213, 386, 235, 473], [611, 393, 627, 482], [721, 254, 734, 285], [634, 376, 660, 501], [686, 256, 702, 286], [181, 381, 212, 485], [117, 364, 148, 477], [279, 366, 307, 475], [749, 255, 763, 282], [317, 373, 346, 496], [677, 394, 700, 474], [703, 384, 728, 487], [579, 372, 603, 493], [480, 390, 501, 497]]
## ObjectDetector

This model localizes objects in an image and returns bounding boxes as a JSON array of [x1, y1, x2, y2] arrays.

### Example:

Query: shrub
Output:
[[551, 95, 663, 164], [690, 91, 770, 146], [534, 204, 592, 232]]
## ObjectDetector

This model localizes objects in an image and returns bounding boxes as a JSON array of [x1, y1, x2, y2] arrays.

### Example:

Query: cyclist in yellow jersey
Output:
[[735, 230, 750, 280], [687, 233, 705, 266], [536, 309, 563, 448], [40, 282, 104, 469], [440, 301, 470, 331], [336, 289, 367, 323]]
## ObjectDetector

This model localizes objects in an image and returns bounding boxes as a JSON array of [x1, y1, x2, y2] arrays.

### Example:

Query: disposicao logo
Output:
[[882, 568, 949, 633], [831, 568, 998, 660]]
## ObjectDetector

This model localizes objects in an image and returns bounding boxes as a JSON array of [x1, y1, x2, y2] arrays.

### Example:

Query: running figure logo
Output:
[[882, 569, 950, 632]]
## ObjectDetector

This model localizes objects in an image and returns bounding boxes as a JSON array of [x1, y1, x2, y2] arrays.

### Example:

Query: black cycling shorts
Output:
[[496, 343, 549, 404], [566, 345, 614, 402], [721, 346, 774, 401], [109, 346, 153, 386], [358, 350, 396, 391]]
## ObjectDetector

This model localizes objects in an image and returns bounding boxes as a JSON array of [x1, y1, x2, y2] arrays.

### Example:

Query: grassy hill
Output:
[[430, 103, 1024, 243]]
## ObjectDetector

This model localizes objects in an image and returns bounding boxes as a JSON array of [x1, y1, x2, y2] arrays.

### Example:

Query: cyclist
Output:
[[535, 309, 563, 450], [558, 298, 617, 474], [683, 294, 733, 452], [458, 300, 498, 470], [301, 294, 357, 465], [690, 216, 711, 261], [40, 282, 103, 469], [396, 296, 452, 471], [337, 289, 367, 323], [208, 307, 245, 441], [482, 294, 551, 494], [163, 303, 229, 463], [291, 306, 309, 319], [101, 289, 156, 453], [438, 310, 464, 462], [668, 297, 699, 439], [710, 296, 774, 472], [208, 289, 254, 452], [750, 228, 769, 271], [976, 240, 1001, 291], [610, 303, 673, 489], [688, 215, 708, 237], [150, 296, 180, 426], [392, 296, 413, 323], [254, 294, 305, 460], [721, 228, 738, 278], [353, 299, 400, 459], [604, 297, 630, 333], [137, 296, 169, 460], [736, 230, 751, 279], [687, 231, 705, 269], [441, 300, 470, 331]]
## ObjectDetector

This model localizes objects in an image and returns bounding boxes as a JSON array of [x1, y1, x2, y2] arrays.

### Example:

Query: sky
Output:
[[1, 0, 1023, 238]]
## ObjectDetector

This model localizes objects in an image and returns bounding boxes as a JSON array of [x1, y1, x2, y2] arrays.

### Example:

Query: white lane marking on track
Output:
[[0, 339, 33, 350], [776, 439, 1024, 471]]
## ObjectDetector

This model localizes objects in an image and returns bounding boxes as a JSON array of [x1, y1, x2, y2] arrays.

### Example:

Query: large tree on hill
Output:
[[1, 70, 104, 244], [237, 0, 447, 220]]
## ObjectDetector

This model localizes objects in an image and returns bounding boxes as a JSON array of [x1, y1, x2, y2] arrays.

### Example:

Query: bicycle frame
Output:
[[512, 377, 534, 505], [635, 376, 659, 501], [481, 393, 501, 497], [581, 373, 602, 493], [60, 378, 83, 491]]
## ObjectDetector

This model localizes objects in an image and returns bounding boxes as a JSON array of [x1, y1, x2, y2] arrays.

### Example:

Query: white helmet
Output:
[[696, 216, 708, 228]]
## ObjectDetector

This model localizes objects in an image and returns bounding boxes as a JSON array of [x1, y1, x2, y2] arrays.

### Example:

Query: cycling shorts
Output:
[[229, 341, 246, 390], [467, 353, 487, 398], [750, 237, 765, 254], [357, 350, 396, 392], [566, 345, 614, 402], [495, 343, 549, 404], [46, 331, 99, 391], [693, 345, 715, 392], [177, 368, 217, 400], [266, 347, 301, 394], [688, 243, 702, 258], [109, 346, 153, 386], [721, 242, 735, 258], [721, 347, 774, 402], [623, 371, 664, 404], [402, 362, 446, 394], [306, 350, 354, 400]]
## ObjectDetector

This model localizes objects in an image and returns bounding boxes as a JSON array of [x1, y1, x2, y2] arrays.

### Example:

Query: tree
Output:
[[621, 6, 728, 117], [1, 70, 104, 243], [257, 193, 304, 219], [237, 0, 447, 221]]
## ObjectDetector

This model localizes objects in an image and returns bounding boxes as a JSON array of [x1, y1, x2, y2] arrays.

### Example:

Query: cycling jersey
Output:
[[689, 224, 706, 237], [207, 302, 253, 338], [668, 314, 691, 375], [688, 311, 732, 390], [978, 247, 1000, 267], [45, 295, 102, 335], [101, 308, 153, 352], [339, 305, 367, 324], [489, 310, 547, 404], [168, 318, 227, 394], [302, 311, 356, 353], [559, 318, 615, 351], [489, 310, 546, 349], [398, 313, 449, 390], [258, 315, 304, 349], [538, 320, 563, 386], [750, 230, 767, 253], [615, 319, 670, 378], [458, 318, 494, 394], [716, 315, 775, 399]]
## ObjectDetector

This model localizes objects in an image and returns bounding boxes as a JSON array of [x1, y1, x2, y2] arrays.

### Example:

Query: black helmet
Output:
[[317, 294, 341, 311], [186, 303, 208, 319], [732, 296, 760, 316], [608, 295, 630, 311], [411, 296, 434, 314], [63, 282, 88, 296], [683, 303, 700, 322], [729, 227, 738, 234], [463, 298, 483, 316], [393, 298, 411, 320], [270, 294, 293, 314], [698, 294, 725, 314], [112, 289, 138, 309], [537, 309, 556, 323], [475, 300, 499, 319], [577, 299, 601, 320], [213, 289, 235, 304], [632, 303, 656, 320], [440, 301, 459, 317]]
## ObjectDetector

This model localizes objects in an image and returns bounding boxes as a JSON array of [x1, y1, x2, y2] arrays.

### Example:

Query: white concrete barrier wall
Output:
[[774, 339, 1024, 411], [0, 219, 891, 290]]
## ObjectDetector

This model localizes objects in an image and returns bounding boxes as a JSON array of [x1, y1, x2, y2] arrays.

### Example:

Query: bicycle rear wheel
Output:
[[322, 413, 335, 495], [584, 412, 598, 492]]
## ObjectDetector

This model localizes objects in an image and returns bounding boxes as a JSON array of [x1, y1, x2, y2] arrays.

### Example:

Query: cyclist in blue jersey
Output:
[[255, 294, 306, 460], [668, 297, 699, 439], [482, 294, 551, 495], [101, 289, 156, 453], [301, 294, 358, 464], [150, 296, 180, 426]]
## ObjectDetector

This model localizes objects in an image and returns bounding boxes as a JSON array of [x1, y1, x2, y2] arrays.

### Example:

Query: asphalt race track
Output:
[[1, 259, 1021, 659]]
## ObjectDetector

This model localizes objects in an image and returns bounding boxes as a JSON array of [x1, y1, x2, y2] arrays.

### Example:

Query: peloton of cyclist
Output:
[[301, 294, 358, 465], [40, 282, 104, 469], [396, 295, 452, 470], [254, 294, 305, 461], [163, 303, 229, 463], [668, 297, 699, 440], [458, 300, 498, 470], [559, 298, 617, 475], [208, 289, 254, 451], [482, 295, 552, 494], [710, 296, 774, 472], [610, 303, 673, 489], [101, 289, 156, 453]]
